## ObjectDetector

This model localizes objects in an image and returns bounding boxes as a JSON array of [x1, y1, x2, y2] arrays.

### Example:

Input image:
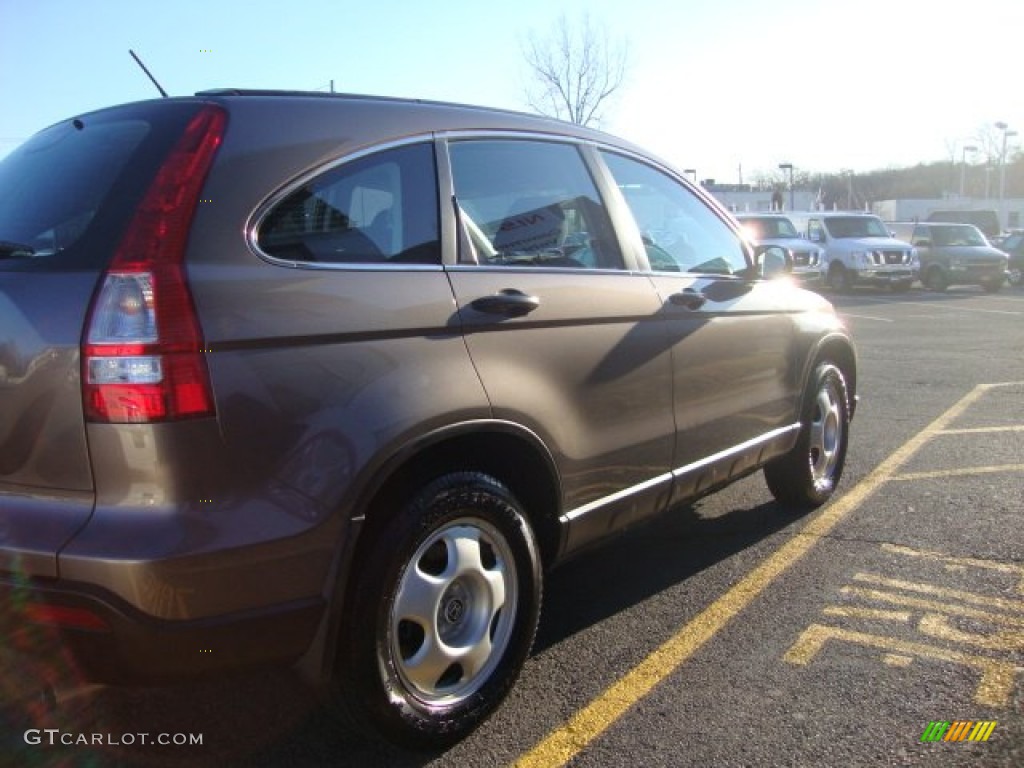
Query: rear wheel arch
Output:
[[352, 424, 562, 584]]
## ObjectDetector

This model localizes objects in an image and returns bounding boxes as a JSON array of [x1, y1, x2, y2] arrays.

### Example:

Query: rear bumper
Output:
[[0, 574, 323, 684]]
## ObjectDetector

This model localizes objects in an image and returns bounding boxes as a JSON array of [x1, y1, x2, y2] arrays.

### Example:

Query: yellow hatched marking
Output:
[[784, 624, 1020, 707], [882, 543, 1024, 594], [852, 573, 1024, 614], [917, 614, 1024, 651], [823, 606, 910, 622], [839, 587, 1024, 628], [882, 653, 913, 667]]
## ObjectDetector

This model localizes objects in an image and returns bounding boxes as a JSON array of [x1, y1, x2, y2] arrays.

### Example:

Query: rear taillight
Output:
[[83, 105, 226, 423], [24, 603, 110, 632]]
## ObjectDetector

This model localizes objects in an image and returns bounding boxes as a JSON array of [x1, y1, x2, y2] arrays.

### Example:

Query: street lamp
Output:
[[960, 144, 977, 198], [778, 163, 794, 211], [683, 168, 697, 183], [996, 122, 1018, 231]]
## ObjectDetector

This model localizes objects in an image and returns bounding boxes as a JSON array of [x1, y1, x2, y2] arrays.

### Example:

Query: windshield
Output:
[[931, 225, 987, 247], [739, 216, 799, 239], [824, 216, 890, 239]]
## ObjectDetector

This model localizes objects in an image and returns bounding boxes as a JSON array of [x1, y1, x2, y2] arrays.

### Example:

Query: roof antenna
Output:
[[129, 49, 169, 98]]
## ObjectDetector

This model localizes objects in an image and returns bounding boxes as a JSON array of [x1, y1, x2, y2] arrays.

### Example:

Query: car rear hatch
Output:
[[0, 99, 217, 577]]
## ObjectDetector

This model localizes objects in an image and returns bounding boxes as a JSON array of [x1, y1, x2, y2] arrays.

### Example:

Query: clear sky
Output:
[[2, 0, 1022, 184]]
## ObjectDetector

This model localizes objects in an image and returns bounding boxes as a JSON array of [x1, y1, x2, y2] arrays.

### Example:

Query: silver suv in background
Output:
[[736, 213, 824, 288], [0, 90, 857, 749], [905, 222, 1007, 292], [791, 211, 918, 293]]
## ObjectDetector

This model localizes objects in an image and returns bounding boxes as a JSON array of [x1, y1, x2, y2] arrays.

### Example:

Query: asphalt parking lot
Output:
[[2, 284, 1022, 768]]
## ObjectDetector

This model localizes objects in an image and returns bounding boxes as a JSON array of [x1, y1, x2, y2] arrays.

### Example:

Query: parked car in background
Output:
[[789, 211, 917, 293], [925, 208, 1000, 240], [906, 222, 1008, 292], [0, 89, 858, 749], [994, 230, 1024, 286], [736, 213, 824, 287]]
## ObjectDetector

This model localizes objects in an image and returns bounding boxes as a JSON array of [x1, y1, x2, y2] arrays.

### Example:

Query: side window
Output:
[[257, 143, 439, 265], [599, 151, 748, 275], [807, 220, 824, 243], [448, 139, 623, 269], [911, 226, 931, 246]]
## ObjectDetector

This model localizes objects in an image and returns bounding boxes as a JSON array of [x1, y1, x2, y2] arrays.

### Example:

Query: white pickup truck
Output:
[[790, 212, 918, 292]]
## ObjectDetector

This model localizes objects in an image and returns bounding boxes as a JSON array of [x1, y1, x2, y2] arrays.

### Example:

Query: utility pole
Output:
[[960, 144, 976, 198], [996, 122, 1017, 232], [778, 163, 794, 211]]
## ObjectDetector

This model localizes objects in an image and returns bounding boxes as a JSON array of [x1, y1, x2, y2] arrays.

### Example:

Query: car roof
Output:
[[195, 87, 635, 146]]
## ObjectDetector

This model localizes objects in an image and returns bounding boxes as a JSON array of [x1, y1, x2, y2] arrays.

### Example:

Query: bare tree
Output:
[[972, 123, 1007, 168], [522, 13, 628, 127]]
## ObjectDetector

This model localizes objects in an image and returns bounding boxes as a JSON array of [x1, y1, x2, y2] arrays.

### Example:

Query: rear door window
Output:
[[256, 142, 440, 265], [448, 139, 624, 270]]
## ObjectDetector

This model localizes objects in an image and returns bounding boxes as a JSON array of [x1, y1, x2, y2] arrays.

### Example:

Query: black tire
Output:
[[764, 362, 851, 510], [924, 266, 948, 292], [828, 265, 852, 293], [981, 279, 1003, 293], [334, 472, 541, 749]]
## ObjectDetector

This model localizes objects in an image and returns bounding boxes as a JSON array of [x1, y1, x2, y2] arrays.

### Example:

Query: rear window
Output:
[[0, 102, 206, 271], [926, 210, 999, 238]]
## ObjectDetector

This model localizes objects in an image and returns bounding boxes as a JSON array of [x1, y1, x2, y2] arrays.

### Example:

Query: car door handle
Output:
[[470, 289, 541, 317], [668, 288, 707, 310]]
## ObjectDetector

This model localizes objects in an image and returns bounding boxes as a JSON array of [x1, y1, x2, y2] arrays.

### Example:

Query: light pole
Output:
[[960, 144, 976, 198], [778, 163, 794, 210], [996, 122, 1018, 231], [683, 168, 697, 184]]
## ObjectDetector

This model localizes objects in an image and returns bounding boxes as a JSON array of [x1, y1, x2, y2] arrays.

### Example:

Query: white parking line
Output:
[[892, 300, 1021, 316], [841, 313, 894, 323]]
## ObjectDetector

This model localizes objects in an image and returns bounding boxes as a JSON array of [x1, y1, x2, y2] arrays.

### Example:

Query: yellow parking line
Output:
[[513, 383, 998, 768], [890, 464, 1024, 481], [939, 426, 1024, 434]]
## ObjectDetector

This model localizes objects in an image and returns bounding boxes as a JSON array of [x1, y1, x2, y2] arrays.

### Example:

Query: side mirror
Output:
[[755, 245, 792, 278], [913, 238, 931, 247]]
